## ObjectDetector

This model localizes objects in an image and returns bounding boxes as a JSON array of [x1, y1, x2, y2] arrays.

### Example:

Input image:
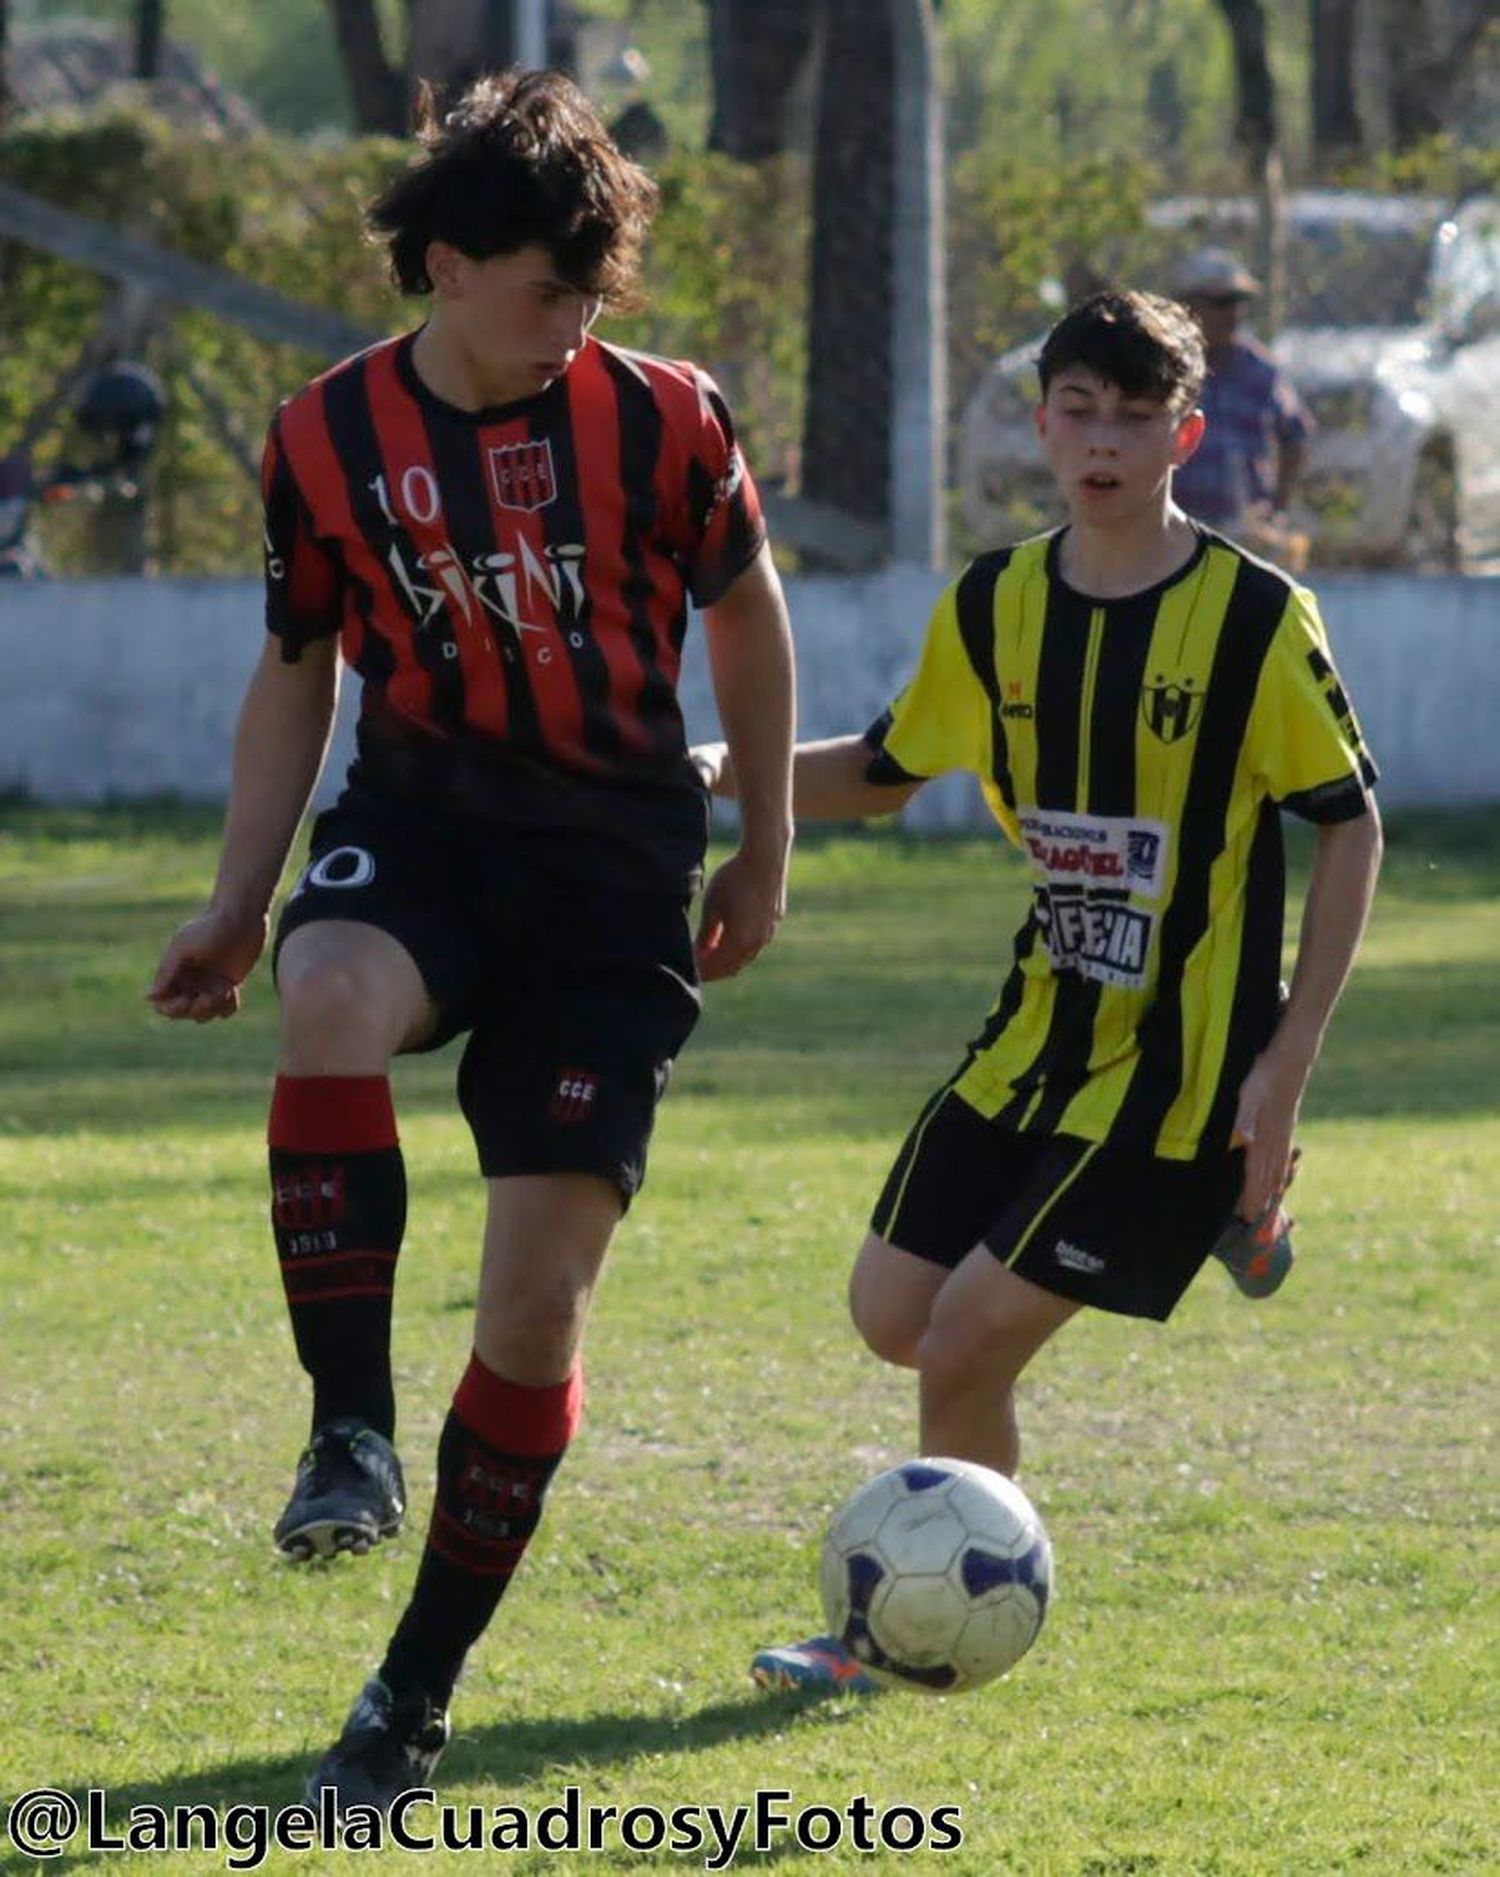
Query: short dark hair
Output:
[[366, 69, 658, 308], [1037, 291, 1206, 412]]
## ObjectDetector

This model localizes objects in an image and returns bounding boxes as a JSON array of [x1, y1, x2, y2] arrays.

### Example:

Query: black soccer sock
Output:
[[380, 1353, 584, 1707], [268, 1074, 405, 1440]]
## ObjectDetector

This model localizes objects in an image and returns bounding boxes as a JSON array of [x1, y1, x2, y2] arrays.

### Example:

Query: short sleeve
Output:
[[682, 370, 767, 607], [862, 580, 991, 785], [262, 414, 340, 662], [1249, 589, 1377, 822]]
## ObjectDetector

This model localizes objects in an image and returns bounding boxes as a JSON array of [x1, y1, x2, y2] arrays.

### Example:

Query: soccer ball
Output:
[[819, 1457, 1052, 1693]]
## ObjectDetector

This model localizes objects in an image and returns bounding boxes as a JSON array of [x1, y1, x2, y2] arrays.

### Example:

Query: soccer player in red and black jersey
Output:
[[149, 71, 794, 1806]]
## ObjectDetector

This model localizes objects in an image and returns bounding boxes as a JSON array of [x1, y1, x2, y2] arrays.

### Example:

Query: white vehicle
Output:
[[959, 190, 1500, 570]]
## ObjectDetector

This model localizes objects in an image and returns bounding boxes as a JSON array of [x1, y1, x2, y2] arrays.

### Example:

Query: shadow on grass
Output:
[[0, 1693, 855, 1873]]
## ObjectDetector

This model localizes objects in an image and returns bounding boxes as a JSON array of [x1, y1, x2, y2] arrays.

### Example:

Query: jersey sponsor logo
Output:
[[385, 535, 589, 664], [548, 1068, 599, 1125], [1039, 888, 1154, 986], [1141, 672, 1205, 744], [488, 439, 557, 513], [1001, 679, 1033, 721], [1019, 811, 1169, 895], [1053, 1238, 1106, 1274]]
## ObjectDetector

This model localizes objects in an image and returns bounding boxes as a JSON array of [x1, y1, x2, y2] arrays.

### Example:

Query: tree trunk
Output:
[[1378, 0, 1496, 151], [328, 0, 408, 134], [1310, 0, 1362, 168], [407, 0, 515, 110], [802, 0, 894, 533], [1213, 0, 1286, 334], [134, 0, 165, 80], [706, 0, 821, 160]]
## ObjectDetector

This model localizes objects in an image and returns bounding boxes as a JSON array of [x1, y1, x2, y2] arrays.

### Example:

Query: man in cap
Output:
[[1171, 247, 1312, 544]]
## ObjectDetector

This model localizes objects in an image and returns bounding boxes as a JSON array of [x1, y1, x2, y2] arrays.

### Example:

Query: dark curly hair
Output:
[[1038, 291, 1206, 413], [366, 70, 659, 310]]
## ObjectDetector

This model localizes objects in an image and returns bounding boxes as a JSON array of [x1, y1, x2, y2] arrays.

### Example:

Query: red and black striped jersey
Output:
[[261, 331, 765, 884]]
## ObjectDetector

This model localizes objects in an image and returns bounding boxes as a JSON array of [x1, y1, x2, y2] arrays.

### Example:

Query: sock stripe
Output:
[[453, 1352, 584, 1455], [280, 1248, 399, 1277], [268, 1075, 398, 1152], [427, 1508, 532, 1577]]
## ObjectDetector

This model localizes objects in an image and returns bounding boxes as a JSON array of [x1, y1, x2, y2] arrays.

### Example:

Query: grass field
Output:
[[1, 804, 1496, 1875]]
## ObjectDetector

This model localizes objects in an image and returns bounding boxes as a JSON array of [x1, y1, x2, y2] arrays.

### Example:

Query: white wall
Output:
[[1, 570, 1495, 817]]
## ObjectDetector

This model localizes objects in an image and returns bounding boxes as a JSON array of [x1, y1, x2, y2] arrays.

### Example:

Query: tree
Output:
[[705, 0, 818, 160], [1377, 0, 1498, 151], [328, 0, 577, 136], [1309, 0, 1362, 168], [801, 0, 894, 533], [135, 0, 166, 81], [1213, 0, 1286, 330], [330, 0, 408, 134]]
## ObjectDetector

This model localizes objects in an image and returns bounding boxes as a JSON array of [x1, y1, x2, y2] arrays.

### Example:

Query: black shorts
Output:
[[871, 1088, 1241, 1321], [274, 787, 701, 1201]]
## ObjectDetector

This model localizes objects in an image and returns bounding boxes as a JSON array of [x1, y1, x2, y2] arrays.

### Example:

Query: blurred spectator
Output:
[[1172, 248, 1312, 535]]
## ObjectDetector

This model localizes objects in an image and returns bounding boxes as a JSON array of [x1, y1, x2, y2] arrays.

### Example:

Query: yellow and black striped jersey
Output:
[[865, 525, 1377, 1160]]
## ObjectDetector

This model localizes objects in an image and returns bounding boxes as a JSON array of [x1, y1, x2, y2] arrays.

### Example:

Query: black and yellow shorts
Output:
[[871, 1088, 1241, 1322]]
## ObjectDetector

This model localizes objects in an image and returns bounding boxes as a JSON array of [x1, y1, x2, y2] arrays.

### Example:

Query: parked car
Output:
[[958, 190, 1500, 570]]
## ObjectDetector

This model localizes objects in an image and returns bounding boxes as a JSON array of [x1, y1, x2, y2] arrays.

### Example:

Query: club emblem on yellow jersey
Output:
[[1141, 673, 1204, 745]]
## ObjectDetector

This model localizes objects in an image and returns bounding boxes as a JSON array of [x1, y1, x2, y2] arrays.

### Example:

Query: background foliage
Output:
[[4, 1, 1496, 571]]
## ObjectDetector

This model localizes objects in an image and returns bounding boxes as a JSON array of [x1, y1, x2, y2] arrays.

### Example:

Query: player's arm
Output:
[[1233, 799, 1383, 1215], [149, 634, 340, 1021], [1271, 434, 1307, 516], [696, 544, 795, 981], [694, 733, 923, 820]]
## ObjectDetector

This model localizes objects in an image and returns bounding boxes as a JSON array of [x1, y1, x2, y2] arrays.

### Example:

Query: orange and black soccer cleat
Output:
[[1212, 1150, 1299, 1299]]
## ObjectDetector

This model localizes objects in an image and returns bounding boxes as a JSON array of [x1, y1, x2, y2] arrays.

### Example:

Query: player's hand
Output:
[[147, 906, 268, 1022], [695, 844, 787, 982], [1231, 1042, 1308, 1219], [689, 741, 734, 798]]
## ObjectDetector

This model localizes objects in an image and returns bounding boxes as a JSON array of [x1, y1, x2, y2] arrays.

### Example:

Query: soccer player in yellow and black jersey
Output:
[[700, 290, 1382, 1695]]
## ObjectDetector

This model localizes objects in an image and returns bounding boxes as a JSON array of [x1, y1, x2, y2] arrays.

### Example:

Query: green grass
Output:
[[1, 805, 1497, 1874]]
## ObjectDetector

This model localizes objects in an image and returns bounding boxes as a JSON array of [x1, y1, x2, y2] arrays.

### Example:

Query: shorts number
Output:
[[300, 846, 376, 893]]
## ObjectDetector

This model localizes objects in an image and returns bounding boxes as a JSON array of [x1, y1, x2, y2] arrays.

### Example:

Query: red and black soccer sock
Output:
[[267, 1074, 405, 1440], [379, 1352, 585, 1708]]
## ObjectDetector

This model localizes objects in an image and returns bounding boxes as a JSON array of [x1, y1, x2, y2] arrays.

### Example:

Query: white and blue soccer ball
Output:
[[820, 1457, 1052, 1693]]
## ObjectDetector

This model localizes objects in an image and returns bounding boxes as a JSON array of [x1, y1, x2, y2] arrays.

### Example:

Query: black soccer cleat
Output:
[[273, 1419, 406, 1561], [306, 1676, 450, 1815]]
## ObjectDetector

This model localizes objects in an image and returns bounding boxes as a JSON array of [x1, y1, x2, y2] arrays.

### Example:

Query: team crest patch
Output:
[[548, 1069, 599, 1125], [1141, 674, 1204, 744], [488, 439, 557, 513]]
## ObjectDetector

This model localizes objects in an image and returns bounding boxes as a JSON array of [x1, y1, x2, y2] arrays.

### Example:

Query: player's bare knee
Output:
[[476, 1272, 588, 1380], [849, 1278, 923, 1368], [847, 1233, 940, 1369], [915, 1301, 1024, 1399], [277, 959, 399, 1063]]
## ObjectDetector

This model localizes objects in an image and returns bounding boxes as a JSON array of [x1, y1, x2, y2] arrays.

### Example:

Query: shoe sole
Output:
[[275, 1516, 402, 1563]]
